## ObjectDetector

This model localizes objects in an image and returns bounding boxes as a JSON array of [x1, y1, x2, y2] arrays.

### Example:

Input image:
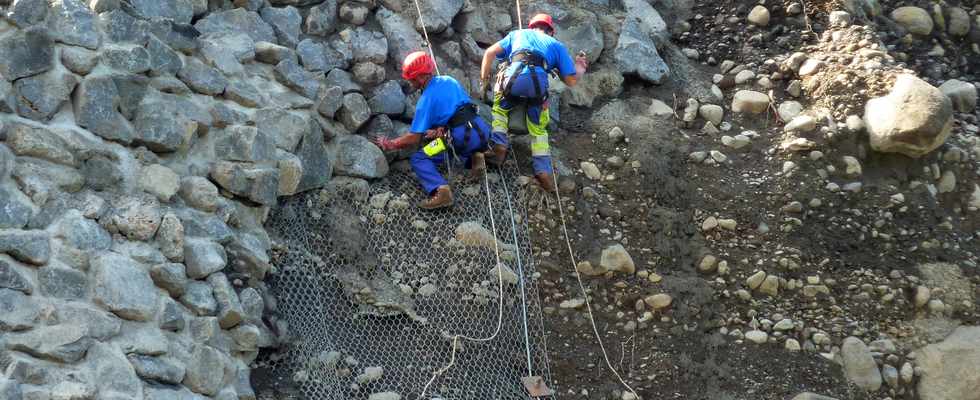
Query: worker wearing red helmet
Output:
[[479, 13, 588, 192], [373, 51, 507, 209]]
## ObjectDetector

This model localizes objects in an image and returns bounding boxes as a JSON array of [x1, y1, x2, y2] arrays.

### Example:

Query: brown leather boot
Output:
[[470, 152, 486, 180], [486, 144, 507, 167], [420, 185, 454, 210], [535, 172, 556, 193]]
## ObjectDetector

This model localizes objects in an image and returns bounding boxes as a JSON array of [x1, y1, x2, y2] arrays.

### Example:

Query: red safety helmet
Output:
[[401, 51, 436, 81], [528, 13, 555, 33]]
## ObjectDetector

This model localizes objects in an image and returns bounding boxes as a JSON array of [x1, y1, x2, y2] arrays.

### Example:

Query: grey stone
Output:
[[326, 68, 362, 93], [0, 260, 31, 294], [12, 158, 84, 204], [5, 324, 94, 363], [183, 237, 227, 279], [615, 0, 669, 84], [180, 280, 216, 316], [866, 74, 953, 158], [176, 209, 233, 244], [47, 0, 100, 49], [160, 298, 185, 331], [210, 102, 248, 128], [110, 196, 162, 241], [0, 229, 51, 265], [215, 126, 276, 163], [316, 85, 344, 118], [156, 214, 184, 263], [60, 47, 99, 75], [947, 7, 970, 37], [113, 324, 170, 354], [377, 7, 423, 64], [333, 134, 389, 178], [129, 0, 193, 24], [338, 93, 371, 131], [128, 354, 186, 384], [210, 161, 279, 205], [255, 41, 297, 65], [0, 378, 20, 400], [0, 79, 15, 113], [841, 337, 882, 391], [414, 0, 462, 33], [915, 326, 980, 400], [225, 79, 265, 108], [0, 288, 39, 331], [146, 34, 184, 76], [12, 67, 78, 121], [255, 108, 308, 152], [179, 177, 220, 212], [150, 75, 191, 95], [133, 94, 199, 153], [0, 28, 54, 80], [260, 6, 302, 48], [6, 122, 75, 166], [226, 233, 271, 279], [297, 38, 348, 73], [101, 45, 152, 74], [339, 1, 370, 25], [277, 150, 302, 196], [891, 6, 932, 35], [0, 145, 13, 179], [89, 0, 119, 13], [38, 265, 87, 299], [183, 344, 226, 396], [208, 272, 243, 328], [240, 287, 264, 321], [113, 240, 167, 265], [274, 58, 322, 99], [87, 342, 143, 399], [80, 153, 123, 191], [939, 79, 977, 112], [230, 323, 260, 352], [110, 73, 150, 121], [91, 253, 159, 321], [53, 302, 122, 340], [351, 28, 388, 64], [178, 57, 230, 96], [195, 8, 276, 43], [199, 32, 255, 76], [57, 211, 111, 253], [98, 9, 150, 43], [150, 263, 188, 297], [367, 81, 406, 116], [352, 62, 385, 85], [8, 0, 47, 28], [149, 19, 201, 53], [305, 1, 338, 36], [140, 164, 180, 203], [294, 119, 332, 193], [73, 75, 135, 144]]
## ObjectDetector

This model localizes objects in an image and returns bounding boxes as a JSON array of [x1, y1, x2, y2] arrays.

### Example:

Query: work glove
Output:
[[575, 51, 589, 76], [424, 127, 447, 140], [371, 136, 396, 151]]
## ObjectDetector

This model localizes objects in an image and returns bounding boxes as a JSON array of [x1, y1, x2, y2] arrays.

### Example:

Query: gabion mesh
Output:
[[264, 162, 555, 400]]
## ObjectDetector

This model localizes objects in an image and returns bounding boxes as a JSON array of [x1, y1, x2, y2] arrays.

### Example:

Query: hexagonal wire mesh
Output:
[[264, 160, 556, 400]]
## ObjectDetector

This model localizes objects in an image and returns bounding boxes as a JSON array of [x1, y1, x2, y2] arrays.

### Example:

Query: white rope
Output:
[[411, 0, 441, 76], [546, 163, 641, 399], [515, 0, 523, 28], [417, 170, 507, 399]]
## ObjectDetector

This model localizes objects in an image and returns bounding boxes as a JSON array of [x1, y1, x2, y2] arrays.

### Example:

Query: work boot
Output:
[[420, 185, 453, 209], [486, 144, 508, 167], [470, 152, 486, 180], [535, 172, 556, 193]]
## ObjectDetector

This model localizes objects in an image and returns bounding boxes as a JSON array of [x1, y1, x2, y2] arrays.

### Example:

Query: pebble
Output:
[[746, 270, 767, 290], [747, 5, 770, 26], [785, 339, 801, 352], [648, 273, 662, 283], [698, 255, 718, 273], [781, 201, 803, 213], [927, 299, 945, 314], [717, 219, 737, 230], [721, 135, 751, 149], [759, 276, 779, 296], [900, 362, 914, 384], [843, 182, 863, 193], [938, 171, 956, 193], [702, 217, 719, 231], [786, 80, 802, 97], [709, 150, 727, 163], [914, 286, 930, 308], [644, 293, 672, 310], [842, 156, 862, 176], [559, 299, 585, 309], [882, 364, 899, 388], [735, 70, 756, 85], [580, 162, 601, 180], [784, 115, 816, 133], [774, 319, 794, 331], [608, 127, 625, 143], [745, 330, 769, 344], [809, 151, 824, 161]]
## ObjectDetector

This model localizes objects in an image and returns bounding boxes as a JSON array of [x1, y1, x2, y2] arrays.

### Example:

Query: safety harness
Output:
[[499, 50, 550, 105], [447, 103, 489, 152]]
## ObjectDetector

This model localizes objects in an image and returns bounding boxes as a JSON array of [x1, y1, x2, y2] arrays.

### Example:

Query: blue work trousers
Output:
[[411, 117, 507, 195]]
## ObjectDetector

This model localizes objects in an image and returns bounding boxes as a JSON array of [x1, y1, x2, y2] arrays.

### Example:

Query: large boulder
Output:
[[891, 6, 933, 36], [47, 0, 100, 50], [198, 32, 256, 76], [368, 80, 406, 115], [87, 343, 143, 399], [332, 135, 389, 179], [12, 68, 78, 121], [209, 161, 280, 205], [5, 324, 94, 363], [294, 119, 333, 193], [260, 6, 302, 48], [351, 28, 388, 64], [91, 253, 159, 321], [865, 74, 953, 158], [377, 7, 425, 64], [178, 57, 229, 96], [0, 288, 40, 331], [0, 28, 54, 81], [274, 58, 323, 99], [0, 229, 51, 266], [132, 93, 200, 153], [129, 0, 194, 24], [255, 108, 310, 152], [0, 184, 35, 230], [526, 4, 603, 63], [305, 1, 338, 36], [915, 326, 980, 400], [6, 122, 75, 166], [194, 8, 277, 44], [841, 337, 882, 391], [614, 0, 670, 84], [183, 344, 227, 396], [939, 79, 977, 112], [413, 0, 464, 34], [0, 260, 32, 295], [214, 126, 276, 162], [73, 76, 135, 143]]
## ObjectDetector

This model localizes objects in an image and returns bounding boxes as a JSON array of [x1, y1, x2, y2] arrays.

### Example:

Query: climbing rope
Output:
[[515, 0, 524, 29], [411, 0, 442, 76], [417, 169, 509, 399]]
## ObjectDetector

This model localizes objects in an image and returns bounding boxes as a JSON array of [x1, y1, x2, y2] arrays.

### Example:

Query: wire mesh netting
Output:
[[263, 162, 555, 400]]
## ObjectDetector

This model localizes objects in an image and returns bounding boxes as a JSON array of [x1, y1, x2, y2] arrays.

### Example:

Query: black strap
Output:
[[447, 103, 489, 152]]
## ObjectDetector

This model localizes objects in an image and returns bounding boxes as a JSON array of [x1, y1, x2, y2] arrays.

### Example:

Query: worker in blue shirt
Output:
[[373, 51, 507, 209], [479, 13, 588, 192]]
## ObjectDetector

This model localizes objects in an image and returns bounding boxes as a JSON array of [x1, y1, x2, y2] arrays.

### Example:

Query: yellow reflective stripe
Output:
[[530, 135, 550, 156]]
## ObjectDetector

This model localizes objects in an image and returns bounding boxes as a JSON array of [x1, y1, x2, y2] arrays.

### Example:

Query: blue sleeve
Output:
[[410, 95, 431, 134], [496, 32, 514, 60], [551, 42, 576, 77]]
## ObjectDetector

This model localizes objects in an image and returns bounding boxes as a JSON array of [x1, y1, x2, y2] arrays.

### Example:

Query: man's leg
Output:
[[488, 93, 512, 166], [526, 102, 555, 191], [410, 150, 454, 209]]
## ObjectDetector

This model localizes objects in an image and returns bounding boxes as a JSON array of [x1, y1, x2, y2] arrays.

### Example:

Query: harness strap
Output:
[[446, 103, 489, 152]]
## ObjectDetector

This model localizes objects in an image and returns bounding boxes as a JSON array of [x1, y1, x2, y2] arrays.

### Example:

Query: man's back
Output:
[[497, 29, 575, 77]]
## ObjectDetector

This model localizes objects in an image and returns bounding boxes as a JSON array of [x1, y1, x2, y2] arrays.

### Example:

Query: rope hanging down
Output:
[[411, 0, 442, 76], [515, 0, 523, 29]]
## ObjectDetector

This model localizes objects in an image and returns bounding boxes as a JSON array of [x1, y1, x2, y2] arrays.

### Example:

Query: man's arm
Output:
[[373, 133, 421, 151], [560, 51, 588, 87], [480, 43, 504, 83]]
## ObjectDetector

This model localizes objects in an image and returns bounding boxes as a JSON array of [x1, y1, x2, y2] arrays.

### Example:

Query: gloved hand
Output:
[[424, 127, 447, 140], [372, 136, 396, 151], [479, 78, 491, 96]]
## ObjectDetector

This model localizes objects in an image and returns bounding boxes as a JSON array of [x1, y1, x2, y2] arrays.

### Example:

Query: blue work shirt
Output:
[[497, 29, 576, 78], [410, 75, 471, 134]]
